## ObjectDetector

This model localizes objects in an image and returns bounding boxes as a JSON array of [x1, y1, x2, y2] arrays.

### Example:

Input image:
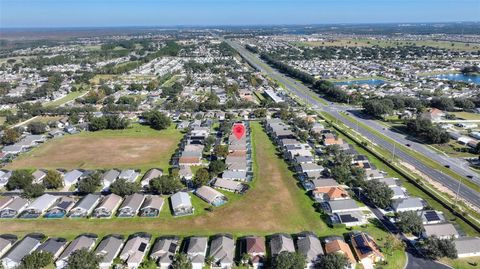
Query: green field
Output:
[[292, 39, 480, 51], [453, 112, 480, 121], [0, 122, 406, 269], [7, 124, 182, 172], [44, 90, 89, 107]]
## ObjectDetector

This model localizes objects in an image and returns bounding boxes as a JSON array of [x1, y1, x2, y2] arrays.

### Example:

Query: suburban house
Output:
[[1, 235, 43, 269], [20, 194, 58, 218], [269, 233, 295, 258], [119, 233, 152, 269], [93, 194, 123, 218], [421, 108, 445, 122], [63, 169, 84, 188], [242, 236, 265, 269], [209, 234, 235, 269], [296, 232, 323, 269], [141, 168, 163, 188], [221, 170, 247, 181], [95, 235, 125, 269], [44, 196, 76, 218], [36, 238, 68, 260], [332, 211, 367, 227], [118, 169, 140, 183], [101, 169, 120, 191], [350, 232, 384, 267], [0, 196, 14, 211], [0, 197, 29, 218], [0, 171, 12, 188], [376, 178, 399, 187], [390, 186, 408, 199], [325, 199, 361, 214], [324, 237, 356, 269], [139, 196, 164, 217], [418, 210, 446, 225], [391, 197, 425, 213], [0, 236, 16, 258], [117, 193, 145, 217], [56, 234, 97, 269], [186, 236, 208, 269], [312, 182, 348, 202], [422, 223, 460, 239], [213, 178, 246, 193], [69, 194, 101, 218], [150, 236, 180, 269], [454, 237, 480, 258], [32, 169, 47, 184], [195, 186, 228, 207], [170, 192, 194, 217]]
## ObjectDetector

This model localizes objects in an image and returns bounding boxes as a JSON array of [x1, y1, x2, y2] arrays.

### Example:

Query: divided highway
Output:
[[226, 39, 480, 209]]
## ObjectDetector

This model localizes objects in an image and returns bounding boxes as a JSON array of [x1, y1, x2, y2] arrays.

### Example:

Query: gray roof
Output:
[[392, 197, 424, 211], [95, 236, 124, 265], [142, 169, 163, 182], [195, 186, 225, 204], [150, 236, 180, 260], [222, 170, 247, 180], [454, 237, 480, 255], [2, 197, 29, 211], [209, 235, 235, 265], [102, 170, 120, 184], [170, 192, 192, 209], [297, 233, 323, 263], [119, 193, 145, 212], [187, 237, 208, 255], [36, 238, 67, 258], [377, 177, 399, 187], [0, 196, 14, 210], [118, 170, 138, 182], [270, 234, 295, 256], [63, 170, 84, 185], [214, 178, 243, 192], [26, 194, 58, 213], [312, 178, 339, 188], [327, 199, 360, 212], [73, 194, 101, 212], [0, 237, 14, 255], [141, 196, 164, 210], [3, 236, 41, 264], [58, 235, 97, 260], [423, 223, 459, 238]]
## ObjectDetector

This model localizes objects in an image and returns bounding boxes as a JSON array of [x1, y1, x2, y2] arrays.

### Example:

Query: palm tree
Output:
[[172, 253, 192, 269]]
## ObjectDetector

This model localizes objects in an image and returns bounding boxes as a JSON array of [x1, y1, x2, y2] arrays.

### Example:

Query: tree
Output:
[[89, 116, 108, 131], [317, 253, 348, 269], [193, 168, 211, 187], [363, 179, 393, 209], [43, 170, 63, 189], [273, 251, 306, 269], [142, 110, 171, 130], [23, 183, 45, 198], [362, 99, 394, 118], [209, 160, 226, 176], [109, 178, 140, 197], [149, 175, 183, 194], [138, 258, 157, 269], [27, 122, 47, 134], [2, 128, 20, 145], [77, 172, 102, 194], [214, 145, 229, 159], [20, 251, 53, 269], [397, 211, 424, 235], [253, 108, 267, 118], [172, 253, 192, 269], [6, 170, 34, 190], [67, 249, 101, 269], [421, 237, 458, 260]]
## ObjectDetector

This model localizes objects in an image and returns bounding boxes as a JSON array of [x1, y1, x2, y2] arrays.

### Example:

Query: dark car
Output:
[[444, 165, 450, 168], [467, 175, 473, 179], [405, 143, 411, 147]]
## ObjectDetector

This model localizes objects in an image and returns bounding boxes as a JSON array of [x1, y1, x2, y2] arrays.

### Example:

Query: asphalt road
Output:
[[226, 39, 480, 209]]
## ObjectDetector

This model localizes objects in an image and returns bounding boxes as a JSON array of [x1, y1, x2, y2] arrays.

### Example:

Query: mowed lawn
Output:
[[7, 124, 182, 172]]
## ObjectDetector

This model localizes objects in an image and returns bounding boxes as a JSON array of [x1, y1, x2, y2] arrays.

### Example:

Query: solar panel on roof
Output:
[[339, 214, 359, 223], [138, 242, 147, 252], [168, 243, 177, 253], [424, 211, 440, 221], [354, 234, 372, 255]]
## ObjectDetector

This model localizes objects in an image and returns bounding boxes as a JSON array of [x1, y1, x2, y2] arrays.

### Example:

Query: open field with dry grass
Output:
[[7, 124, 182, 172]]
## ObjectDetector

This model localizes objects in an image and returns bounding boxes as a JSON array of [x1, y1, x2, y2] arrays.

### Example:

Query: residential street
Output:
[[227, 38, 480, 209]]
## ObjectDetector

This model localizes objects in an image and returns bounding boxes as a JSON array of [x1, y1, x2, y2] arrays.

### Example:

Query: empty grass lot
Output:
[[0, 122, 406, 269], [7, 124, 182, 172]]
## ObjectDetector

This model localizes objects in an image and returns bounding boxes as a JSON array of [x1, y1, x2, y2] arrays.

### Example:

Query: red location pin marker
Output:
[[232, 123, 245, 140]]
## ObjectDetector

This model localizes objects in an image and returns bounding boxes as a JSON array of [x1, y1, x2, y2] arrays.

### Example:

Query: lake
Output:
[[334, 79, 386, 86], [433, 73, 480, 84]]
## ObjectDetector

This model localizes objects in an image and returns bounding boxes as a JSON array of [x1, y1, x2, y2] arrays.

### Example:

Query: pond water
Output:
[[433, 73, 480, 84], [334, 79, 386, 86]]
